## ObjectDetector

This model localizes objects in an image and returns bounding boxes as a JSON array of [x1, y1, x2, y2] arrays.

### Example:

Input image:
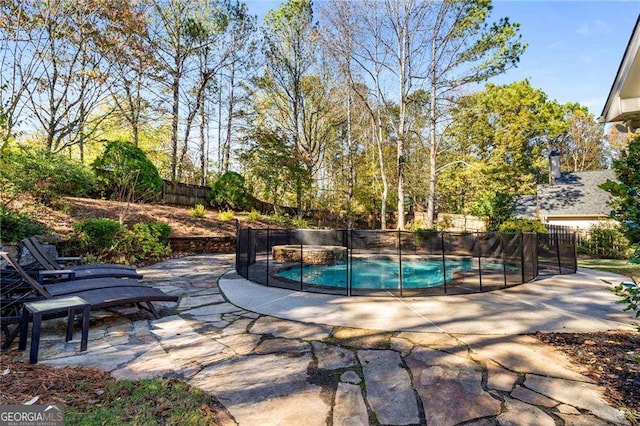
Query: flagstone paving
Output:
[[3, 254, 632, 425]]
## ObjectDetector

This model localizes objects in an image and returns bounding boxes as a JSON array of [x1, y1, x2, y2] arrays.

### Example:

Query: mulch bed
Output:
[[0, 355, 111, 407], [533, 331, 640, 421]]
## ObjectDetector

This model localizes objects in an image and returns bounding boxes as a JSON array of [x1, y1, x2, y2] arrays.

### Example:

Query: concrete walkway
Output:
[[4, 255, 635, 425], [220, 267, 635, 334]]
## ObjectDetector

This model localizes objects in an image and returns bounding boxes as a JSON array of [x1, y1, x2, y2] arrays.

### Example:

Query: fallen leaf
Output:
[[24, 396, 39, 405]]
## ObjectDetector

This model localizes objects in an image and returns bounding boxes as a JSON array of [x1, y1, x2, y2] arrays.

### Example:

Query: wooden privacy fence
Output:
[[159, 180, 211, 206]]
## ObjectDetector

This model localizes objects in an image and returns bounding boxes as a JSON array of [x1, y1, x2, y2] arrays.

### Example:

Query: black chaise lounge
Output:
[[21, 237, 143, 280], [0, 251, 178, 349]]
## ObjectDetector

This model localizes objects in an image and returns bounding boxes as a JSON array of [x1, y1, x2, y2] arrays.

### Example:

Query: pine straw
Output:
[[533, 330, 640, 422], [0, 354, 110, 408]]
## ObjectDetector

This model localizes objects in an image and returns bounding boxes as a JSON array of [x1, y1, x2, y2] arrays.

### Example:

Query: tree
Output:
[[219, 0, 258, 176], [321, 1, 392, 228], [423, 0, 526, 227], [147, 0, 206, 182], [176, 9, 230, 182], [261, 0, 318, 217], [601, 135, 640, 244], [103, 1, 156, 148], [439, 80, 567, 212], [468, 190, 515, 231], [240, 129, 306, 213], [559, 107, 608, 172], [0, 1, 46, 149], [20, 0, 120, 155]]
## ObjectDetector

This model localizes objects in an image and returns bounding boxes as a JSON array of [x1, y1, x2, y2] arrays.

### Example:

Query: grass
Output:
[[578, 258, 640, 279], [65, 378, 219, 425]]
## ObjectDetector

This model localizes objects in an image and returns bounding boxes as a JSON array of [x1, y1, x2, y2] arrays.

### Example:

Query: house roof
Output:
[[599, 15, 640, 128], [514, 195, 537, 219], [537, 170, 617, 217]]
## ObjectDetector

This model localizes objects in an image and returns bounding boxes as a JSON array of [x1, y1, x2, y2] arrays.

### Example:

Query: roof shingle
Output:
[[537, 170, 617, 217]]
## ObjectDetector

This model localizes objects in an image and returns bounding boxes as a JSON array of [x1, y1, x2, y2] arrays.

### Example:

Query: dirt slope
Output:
[[13, 196, 273, 238]]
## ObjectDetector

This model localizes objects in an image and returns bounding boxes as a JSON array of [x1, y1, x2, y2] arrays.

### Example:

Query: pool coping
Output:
[[219, 267, 636, 335]]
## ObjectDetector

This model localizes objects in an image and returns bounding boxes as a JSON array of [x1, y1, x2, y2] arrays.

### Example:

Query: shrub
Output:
[[209, 172, 252, 211], [92, 141, 162, 203], [578, 223, 630, 259], [291, 216, 310, 229], [498, 219, 548, 234], [246, 209, 261, 221], [0, 206, 45, 242], [116, 223, 172, 264], [72, 219, 171, 265], [189, 204, 207, 218], [219, 210, 235, 221], [144, 221, 172, 245], [73, 218, 122, 252], [0, 146, 94, 205], [469, 191, 516, 231]]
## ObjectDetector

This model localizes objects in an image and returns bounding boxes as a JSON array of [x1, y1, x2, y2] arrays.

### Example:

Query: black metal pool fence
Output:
[[236, 228, 577, 297]]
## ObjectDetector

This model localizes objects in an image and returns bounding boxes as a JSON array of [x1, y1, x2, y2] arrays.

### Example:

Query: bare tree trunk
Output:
[[217, 75, 223, 174], [346, 93, 354, 228], [294, 91, 303, 219], [199, 88, 207, 185], [426, 37, 437, 228], [223, 62, 236, 174], [376, 116, 388, 230], [396, 22, 407, 230], [170, 69, 179, 182]]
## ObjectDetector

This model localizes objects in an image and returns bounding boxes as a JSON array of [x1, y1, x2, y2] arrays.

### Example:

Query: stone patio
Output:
[[2, 254, 633, 425]]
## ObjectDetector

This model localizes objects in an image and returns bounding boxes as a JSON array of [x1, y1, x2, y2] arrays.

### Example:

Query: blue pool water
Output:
[[275, 257, 474, 290]]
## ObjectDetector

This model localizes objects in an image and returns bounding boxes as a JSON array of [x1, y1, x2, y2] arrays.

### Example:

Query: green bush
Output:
[[246, 209, 261, 221], [219, 210, 235, 221], [0, 147, 94, 204], [143, 221, 172, 245], [578, 223, 630, 259], [72, 219, 171, 265], [0, 206, 45, 242], [92, 141, 162, 203], [189, 204, 207, 218], [209, 172, 252, 211], [498, 219, 548, 234], [73, 218, 122, 252], [469, 191, 516, 231], [114, 222, 172, 264]]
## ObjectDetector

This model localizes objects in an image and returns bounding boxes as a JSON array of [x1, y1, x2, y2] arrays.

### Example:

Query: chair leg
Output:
[[1, 323, 20, 350], [146, 302, 159, 319]]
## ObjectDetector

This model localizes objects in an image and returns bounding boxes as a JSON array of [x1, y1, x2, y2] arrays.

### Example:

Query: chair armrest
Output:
[[38, 270, 76, 285], [56, 256, 82, 265]]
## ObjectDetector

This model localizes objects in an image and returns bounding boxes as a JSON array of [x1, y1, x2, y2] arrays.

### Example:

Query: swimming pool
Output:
[[236, 227, 576, 297], [275, 257, 474, 290]]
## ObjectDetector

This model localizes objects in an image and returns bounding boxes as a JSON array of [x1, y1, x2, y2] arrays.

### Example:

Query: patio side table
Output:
[[19, 296, 90, 364]]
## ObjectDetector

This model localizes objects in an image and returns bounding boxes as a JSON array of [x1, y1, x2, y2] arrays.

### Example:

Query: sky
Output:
[[247, 0, 639, 118]]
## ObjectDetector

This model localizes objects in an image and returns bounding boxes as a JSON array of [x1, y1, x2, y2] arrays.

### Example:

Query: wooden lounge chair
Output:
[[21, 237, 143, 280], [0, 251, 178, 349]]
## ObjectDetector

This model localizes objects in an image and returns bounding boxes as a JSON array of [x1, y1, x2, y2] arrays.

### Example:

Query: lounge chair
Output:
[[21, 237, 143, 280], [0, 251, 178, 349]]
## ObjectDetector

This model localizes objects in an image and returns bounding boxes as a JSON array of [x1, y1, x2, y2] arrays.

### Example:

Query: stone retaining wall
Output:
[[169, 236, 235, 254]]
